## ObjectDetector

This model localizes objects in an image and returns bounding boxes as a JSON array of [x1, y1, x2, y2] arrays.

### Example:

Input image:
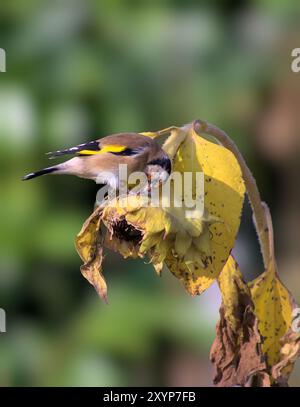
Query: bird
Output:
[[22, 133, 171, 192]]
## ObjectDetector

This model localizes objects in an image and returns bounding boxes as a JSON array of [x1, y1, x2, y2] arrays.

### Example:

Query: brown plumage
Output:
[[22, 133, 171, 190]]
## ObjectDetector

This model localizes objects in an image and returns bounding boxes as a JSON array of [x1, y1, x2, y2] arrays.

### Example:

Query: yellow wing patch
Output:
[[78, 145, 127, 155]]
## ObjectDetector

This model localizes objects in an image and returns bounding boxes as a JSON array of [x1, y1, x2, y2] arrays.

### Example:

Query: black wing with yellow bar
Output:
[[46, 141, 141, 159], [46, 141, 100, 159]]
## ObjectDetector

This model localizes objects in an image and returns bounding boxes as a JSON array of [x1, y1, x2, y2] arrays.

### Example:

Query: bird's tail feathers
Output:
[[22, 166, 59, 181]]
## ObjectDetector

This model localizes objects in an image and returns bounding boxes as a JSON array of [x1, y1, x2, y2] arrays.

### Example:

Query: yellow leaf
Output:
[[249, 264, 293, 366], [75, 207, 108, 303], [76, 207, 102, 263], [249, 267, 294, 367], [249, 204, 296, 367], [164, 122, 245, 294]]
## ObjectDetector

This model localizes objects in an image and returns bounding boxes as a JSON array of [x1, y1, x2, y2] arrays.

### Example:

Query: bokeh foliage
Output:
[[0, 0, 300, 386]]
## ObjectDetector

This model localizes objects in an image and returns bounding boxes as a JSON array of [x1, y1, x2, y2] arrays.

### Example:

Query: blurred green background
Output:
[[0, 0, 300, 386]]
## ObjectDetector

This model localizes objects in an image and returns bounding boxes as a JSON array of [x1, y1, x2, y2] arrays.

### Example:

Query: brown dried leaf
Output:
[[271, 318, 300, 385], [211, 256, 270, 387]]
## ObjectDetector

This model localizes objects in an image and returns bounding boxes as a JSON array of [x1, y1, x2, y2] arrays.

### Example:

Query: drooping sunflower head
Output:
[[76, 121, 245, 301]]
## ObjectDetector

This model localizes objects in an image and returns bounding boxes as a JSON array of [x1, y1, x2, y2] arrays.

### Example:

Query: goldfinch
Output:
[[22, 133, 171, 190]]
